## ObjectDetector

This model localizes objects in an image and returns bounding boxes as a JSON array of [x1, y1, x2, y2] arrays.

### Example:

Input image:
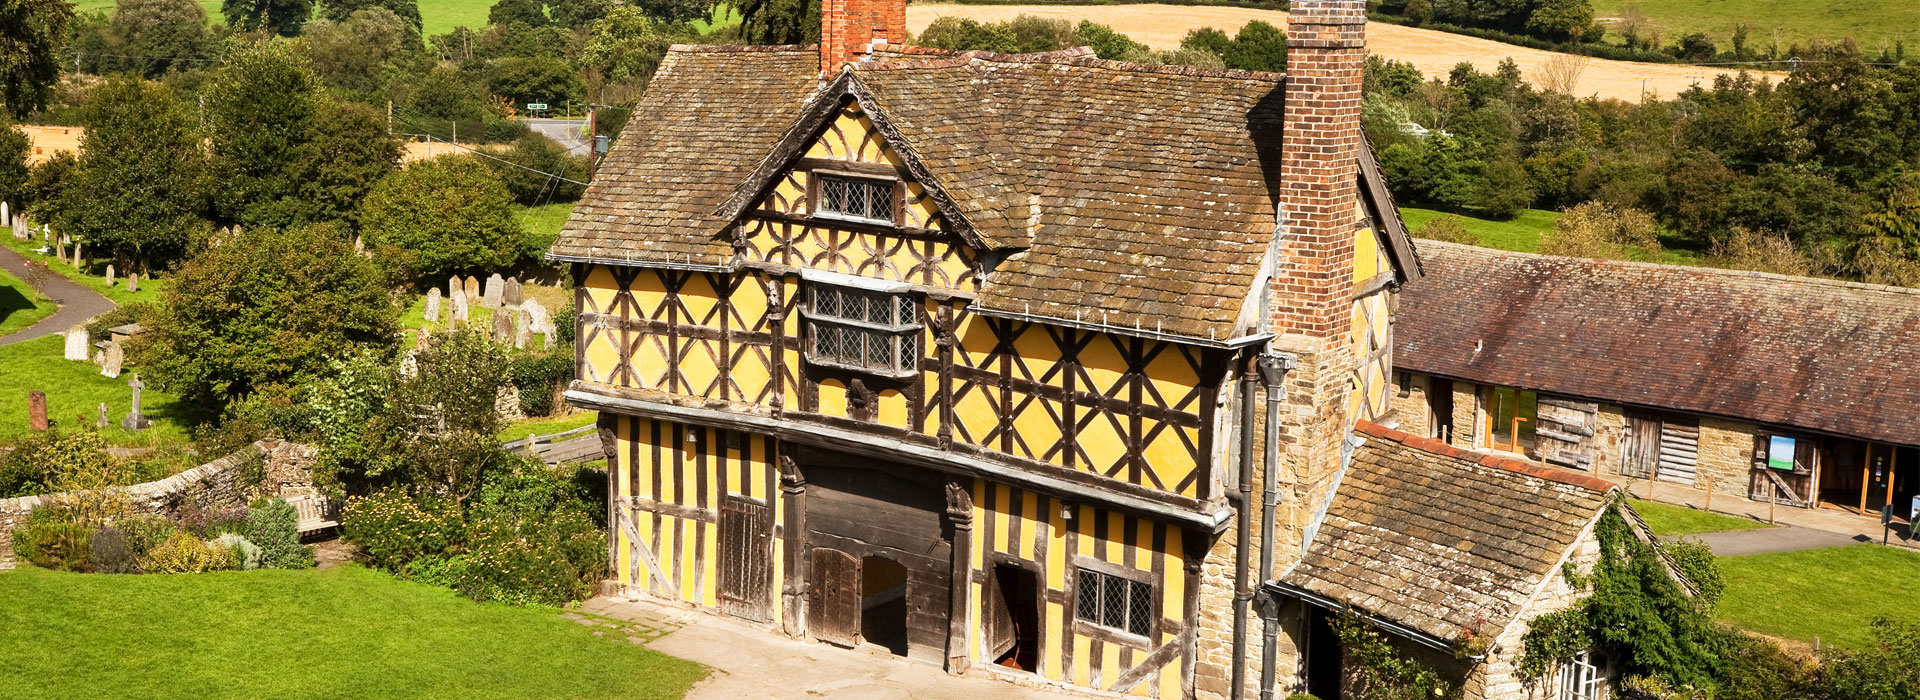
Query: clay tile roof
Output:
[[1396, 242, 1920, 448], [1280, 420, 1613, 643], [549, 45, 821, 266]]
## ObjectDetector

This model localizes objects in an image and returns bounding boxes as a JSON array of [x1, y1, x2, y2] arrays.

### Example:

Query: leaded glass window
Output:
[[817, 175, 894, 222], [1075, 567, 1153, 638], [808, 283, 919, 375]]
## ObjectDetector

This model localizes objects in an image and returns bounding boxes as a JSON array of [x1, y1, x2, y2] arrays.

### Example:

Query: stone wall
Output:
[[0, 439, 316, 568], [1697, 417, 1757, 498], [1390, 373, 1433, 438]]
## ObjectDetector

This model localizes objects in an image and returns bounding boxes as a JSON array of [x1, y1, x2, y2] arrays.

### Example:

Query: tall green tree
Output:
[[578, 6, 680, 86], [488, 0, 546, 27], [0, 0, 74, 117], [315, 0, 419, 29], [358, 154, 526, 281], [0, 121, 28, 207], [223, 0, 312, 35], [105, 0, 209, 77], [304, 7, 420, 96], [736, 0, 816, 45], [202, 41, 321, 228], [288, 99, 402, 229], [54, 77, 208, 270], [140, 222, 400, 411]]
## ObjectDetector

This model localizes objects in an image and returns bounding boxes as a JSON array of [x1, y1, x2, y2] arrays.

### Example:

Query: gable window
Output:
[[807, 282, 918, 375], [816, 174, 895, 223], [1074, 566, 1153, 638]]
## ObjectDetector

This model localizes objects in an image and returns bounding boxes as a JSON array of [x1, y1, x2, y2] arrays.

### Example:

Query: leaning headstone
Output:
[[424, 288, 442, 324], [121, 374, 150, 431], [28, 391, 46, 431], [53, 238, 64, 263], [503, 277, 522, 307], [100, 341, 124, 378], [482, 273, 504, 309], [96, 403, 109, 429], [449, 287, 469, 326], [522, 299, 550, 334], [63, 326, 89, 361], [71, 241, 81, 268], [514, 308, 532, 349], [464, 276, 480, 301], [105, 264, 114, 286], [127, 274, 138, 293], [491, 304, 516, 344]]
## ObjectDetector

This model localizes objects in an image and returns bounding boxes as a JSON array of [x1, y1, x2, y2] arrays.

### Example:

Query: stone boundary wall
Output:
[[0, 439, 317, 569]]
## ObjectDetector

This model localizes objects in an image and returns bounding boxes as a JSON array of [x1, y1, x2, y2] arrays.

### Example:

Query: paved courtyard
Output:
[[575, 596, 1093, 700]]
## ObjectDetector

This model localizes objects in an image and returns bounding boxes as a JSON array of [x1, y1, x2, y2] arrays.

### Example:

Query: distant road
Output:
[[908, 4, 1789, 102], [522, 118, 591, 153]]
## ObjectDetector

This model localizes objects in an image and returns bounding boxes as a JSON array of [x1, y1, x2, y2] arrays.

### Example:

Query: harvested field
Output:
[[908, 4, 1788, 102]]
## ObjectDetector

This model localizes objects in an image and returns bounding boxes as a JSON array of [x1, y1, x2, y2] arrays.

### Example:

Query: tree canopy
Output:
[[203, 41, 323, 228], [222, 0, 314, 36], [358, 154, 528, 282], [54, 77, 208, 270], [0, 0, 74, 117]]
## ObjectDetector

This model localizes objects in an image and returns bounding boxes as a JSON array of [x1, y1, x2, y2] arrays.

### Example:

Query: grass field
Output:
[[517, 202, 576, 252], [0, 564, 705, 700], [74, 0, 738, 40], [1717, 544, 1920, 651], [2, 236, 169, 308], [1399, 207, 1561, 253], [1591, 0, 1920, 55], [497, 410, 597, 441], [0, 335, 198, 445], [1630, 499, 1772, 536], [0, 267, 56, 337]]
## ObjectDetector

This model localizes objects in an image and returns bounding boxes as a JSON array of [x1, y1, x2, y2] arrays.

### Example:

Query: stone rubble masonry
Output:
[[1696, 417, 1757, 498], [0, 439, 317, 569]]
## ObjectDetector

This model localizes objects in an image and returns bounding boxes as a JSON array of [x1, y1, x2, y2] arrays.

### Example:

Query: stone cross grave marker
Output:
[[63, 326, 89, 361], [482, 273, 504, 309], [491, 304, 516, 344], [100, 340, 124, 378], [503, 277, 522, 307], [425, 288, 442, 324], [464, 276, 480, 301], [96, 403, 109, 429], [105, 264, 114, 286], [28, 390, 46, 431], [121, 374, 150, 431], [449, 285, 469, 325]]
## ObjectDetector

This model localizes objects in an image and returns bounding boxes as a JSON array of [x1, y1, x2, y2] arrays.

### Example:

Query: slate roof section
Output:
[[1397, 242, 1920, 448], [548, 45, 821, 266], [1280, 420, 1613, 643]]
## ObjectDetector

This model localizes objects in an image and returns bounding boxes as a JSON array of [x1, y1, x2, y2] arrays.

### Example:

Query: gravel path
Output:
[[0, 244, 116, 346]]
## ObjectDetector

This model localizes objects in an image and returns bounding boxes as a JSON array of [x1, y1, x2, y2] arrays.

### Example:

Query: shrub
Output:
[[88, 526, 140, 573], [1662, 537, 1723, 611], [1540, 201, 1661, 260], [143, 531, 226, 573], [178, 503, 251, 538], [11, 503, 96, 571], [245, 498, 313, 569], [0, 429, 129, 497], [342, 489, 466, 569], [1415, 216, 1479, 244], [214, 532, 262, 570], [509, 352, 573, 417], [117, 514, 178, 555], [449, 505, 604, 606]]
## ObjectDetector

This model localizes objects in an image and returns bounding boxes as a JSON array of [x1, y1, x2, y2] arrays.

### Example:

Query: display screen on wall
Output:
[[1768, 436, 1797, 470]]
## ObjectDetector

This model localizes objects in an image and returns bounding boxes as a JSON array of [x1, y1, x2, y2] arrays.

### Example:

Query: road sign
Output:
[[527, 103, 548, 111]]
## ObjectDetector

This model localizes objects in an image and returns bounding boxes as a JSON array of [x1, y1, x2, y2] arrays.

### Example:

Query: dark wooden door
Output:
[[718, 495, 773, 622], [1621, 413, 1661, 479], [809, 547, 860, 647]]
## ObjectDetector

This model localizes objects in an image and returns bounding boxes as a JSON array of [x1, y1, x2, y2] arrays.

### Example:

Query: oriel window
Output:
[[807, 283, 919, 376]]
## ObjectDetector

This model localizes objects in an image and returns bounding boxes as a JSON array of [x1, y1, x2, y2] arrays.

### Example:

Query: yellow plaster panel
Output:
[[1020, 490, 1039, 561], [1353, 224, 1382, 283], [1072, 634, 1093, 687], [1079, 333, 1128, 397], [1105, 511, 1124, 563], [584, 331, 621, 386], [1013, 397, 1063, 465], [818, 379, 849, 418], [956, 313, 997, 368], [583, 265, 620, 312], [679, 273, 720, 326], [954, 388, 998, 446], [634, 334, 669, 390], [1100, 640, 1120, 689], [1144, 344, 1198, 409], [702, 518, 719, 607], [732, 351, 771, 404], [1078, 413, 1127, 477], [732, 276, 771, 327], [1142, 425, 1198, 496], [1045, 600, 1066, 681], [633, 269, 669, 319], [878, 389, 909, 429], [1013, 324, 1061, 378]]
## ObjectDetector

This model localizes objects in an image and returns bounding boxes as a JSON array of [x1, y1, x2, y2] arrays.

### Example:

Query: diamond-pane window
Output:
[[1076, 567, 1155, 638], [808, 282, 920, 376], [818, 175, 894, 222]]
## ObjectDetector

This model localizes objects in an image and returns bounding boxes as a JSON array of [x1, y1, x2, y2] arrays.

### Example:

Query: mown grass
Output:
[[516, 201, 576, 252], [2, 235, 169, 308], [1717, 544, 1920, 651], [1399, 207, 1561, 253], [74, 0, 739, 39], [1590, 0, 1920, 55], [0, 266, 57, 337], [497, 410, 598, 442], [1630, 499, 1772, 536], [0, 564, 706, 700], [0, 335, 199, 445]]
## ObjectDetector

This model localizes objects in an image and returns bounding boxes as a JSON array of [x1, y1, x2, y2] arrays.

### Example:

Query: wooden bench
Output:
[[285, 493, 339, 536]]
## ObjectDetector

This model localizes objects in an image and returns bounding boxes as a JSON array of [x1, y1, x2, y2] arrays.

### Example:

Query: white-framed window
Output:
[[815, 174, 895, 223], [1074, 566, 1153, 638], [1554, 651, 1608, 700], [807, 283, 918, 375]]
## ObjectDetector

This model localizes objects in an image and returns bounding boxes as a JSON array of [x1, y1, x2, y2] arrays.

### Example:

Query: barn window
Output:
[[815, 174, 895, 223], [807, 282, 918, 376], [1075, 567, 1153, 638]]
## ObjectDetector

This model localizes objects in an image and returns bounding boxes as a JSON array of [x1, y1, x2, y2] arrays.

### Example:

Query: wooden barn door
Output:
[[809, 548, 860, 647], [1535, 396, 1598, 470], [1655, 419, 1701, 486], [718, 495, 773, 622], [1621, 413, 1661, 479]]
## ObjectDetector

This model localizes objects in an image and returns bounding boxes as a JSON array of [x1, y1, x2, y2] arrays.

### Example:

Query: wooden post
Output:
[[944, 479, 974, 675], [1770, 478, 1777, 525], [1861, 444, 1872, 516], [1704, 474, 1713, 512]]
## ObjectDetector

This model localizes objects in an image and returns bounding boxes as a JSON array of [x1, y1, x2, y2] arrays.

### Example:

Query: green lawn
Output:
[[1591, 0, 1920, 55], [498, 410, 598, 442], [0, 335, 198, 445], [1630, 499, 1772, 536], [1717, 544, 1920, 651], [517, 201, 576, 252], [2, 235, 169, 308], [1399, 207, 1561, 253], [0, 564, 705, 700], [0, 267, 56, 337]]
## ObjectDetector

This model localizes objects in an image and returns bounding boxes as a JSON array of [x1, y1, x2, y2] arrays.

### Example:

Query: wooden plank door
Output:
[[809, 547, 860, 647], [1656, 419, 1700, 486], [718, 495, 773, 622], [1620, 413, 1660, 479], [1536, 395, 1597, 470]]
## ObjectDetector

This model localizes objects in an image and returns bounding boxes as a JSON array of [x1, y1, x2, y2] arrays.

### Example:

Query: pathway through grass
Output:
[[0, 564, 705, 700]]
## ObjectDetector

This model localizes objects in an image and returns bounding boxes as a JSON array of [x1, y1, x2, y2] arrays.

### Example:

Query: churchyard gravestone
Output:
[[127, 274, 138, 293], [121, 374, 150, 431], [503, 277, 522, 306], [100, 341, 124, 378], [522, 300, 551, 348], [482, 273, 504, 309], [449, 286, 469, 325], [449, 276, 462, 303], [97, 403, 109, 429], [63, 326, 89, 361], [464, 276, 480, 301], [514, 308, 532, 349], [425, 288, 442, 323], [105, 264, 114, 286], [71, 241, 81, 268], [29, 391, 46, 431], [491, 305, 516, 344]]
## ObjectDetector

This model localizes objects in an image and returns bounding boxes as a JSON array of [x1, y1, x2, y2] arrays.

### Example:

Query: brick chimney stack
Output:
[[820, 0, 906, 77]]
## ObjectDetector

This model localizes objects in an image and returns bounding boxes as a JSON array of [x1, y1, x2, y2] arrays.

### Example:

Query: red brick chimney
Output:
[[820, 0, 906, 77]]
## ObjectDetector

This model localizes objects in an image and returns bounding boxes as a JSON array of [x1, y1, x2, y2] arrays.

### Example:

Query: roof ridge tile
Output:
[[1354, 420, 1618, 494]]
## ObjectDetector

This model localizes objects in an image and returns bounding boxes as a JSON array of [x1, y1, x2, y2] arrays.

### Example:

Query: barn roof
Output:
[[1396, 242, 1920, 448], [550, 44, 1418, 342], [1278, 421, 1615, 644]]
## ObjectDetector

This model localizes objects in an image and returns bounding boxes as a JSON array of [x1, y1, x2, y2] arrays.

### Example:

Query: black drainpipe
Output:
[[1255, 354, 1294, 700], [1230, 352, 1258, 700]]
